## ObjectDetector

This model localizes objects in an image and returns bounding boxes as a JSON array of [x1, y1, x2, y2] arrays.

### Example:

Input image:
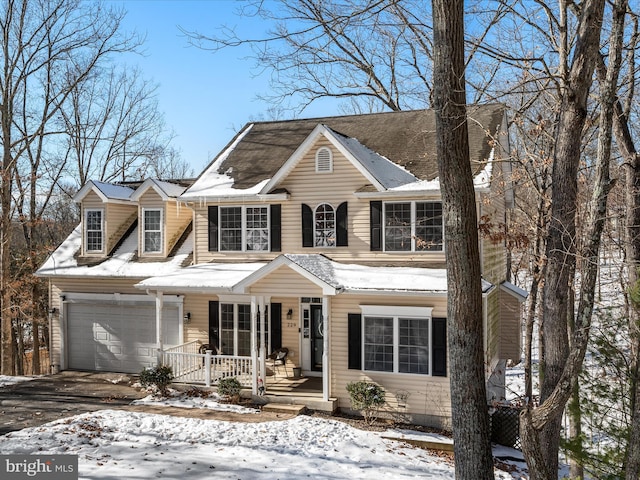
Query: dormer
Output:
[[130, 179, 191, 258], [73, 181, 136, 259]]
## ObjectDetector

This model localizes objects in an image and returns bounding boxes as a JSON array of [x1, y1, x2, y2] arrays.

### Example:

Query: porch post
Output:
[[322, 296, 330, 402], [155, 291, 164, 364], [250, 296, 258, 395], [259, 296, 267, 384]]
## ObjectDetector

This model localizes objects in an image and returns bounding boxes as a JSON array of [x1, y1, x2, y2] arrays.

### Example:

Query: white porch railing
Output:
[[160, 343, 253, 388]]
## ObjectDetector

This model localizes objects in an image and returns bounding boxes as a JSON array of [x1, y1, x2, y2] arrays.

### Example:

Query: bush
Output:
[[346, 380, 386, 424], [139, 364, 174, 396], [217, 377, 242, 403]]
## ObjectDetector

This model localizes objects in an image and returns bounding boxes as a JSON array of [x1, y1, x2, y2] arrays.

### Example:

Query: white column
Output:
[[322, 296, 330, 402], [155, 291, 164, 364], [259, 296, 267, 384], [250, 296, 258, 395]]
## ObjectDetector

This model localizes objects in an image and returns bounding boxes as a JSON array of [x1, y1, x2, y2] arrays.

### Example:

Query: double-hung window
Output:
[[220, 303, 252, 357], [219, 206, 269, 251], [361, 306, 432, 375], [85, 209, 103, 253], [383, 201, 443, 252], [143, 209, 163, 254]]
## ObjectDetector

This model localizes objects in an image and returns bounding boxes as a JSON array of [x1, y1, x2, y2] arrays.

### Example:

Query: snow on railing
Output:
[[161, 345, 253, 388]]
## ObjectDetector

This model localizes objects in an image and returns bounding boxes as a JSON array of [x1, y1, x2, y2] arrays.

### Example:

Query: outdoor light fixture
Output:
[[286, 308, 293, 320], [184, 312, 191, 323]]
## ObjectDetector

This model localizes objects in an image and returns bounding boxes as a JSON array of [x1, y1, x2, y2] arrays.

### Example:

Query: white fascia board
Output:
[[62, 292, 183, 304], [137, 284, 235, 295], [131, 179, 170, 202], [322, 129, 387, 191], [181, 192, 290, 205], [344, 289, 447, 297], [233, 255, 337, 295], [354, 189, 442, 199], [260, 124, 386, 195]]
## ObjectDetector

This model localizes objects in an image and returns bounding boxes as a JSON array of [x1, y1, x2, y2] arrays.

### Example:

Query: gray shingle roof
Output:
[[201, 104, 505, 190]]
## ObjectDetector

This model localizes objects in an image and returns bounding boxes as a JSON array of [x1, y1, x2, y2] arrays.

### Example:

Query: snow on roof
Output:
[[36, 226, 192, 279], [135, 262, 266, 292], [135, 253, 492, 295], [92, 181, 135, 201], [180, 125, 267, 201], [327, 127, 418, 189]]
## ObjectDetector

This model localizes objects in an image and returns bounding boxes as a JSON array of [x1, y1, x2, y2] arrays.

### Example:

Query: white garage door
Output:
[[66, 302, 180, 373]]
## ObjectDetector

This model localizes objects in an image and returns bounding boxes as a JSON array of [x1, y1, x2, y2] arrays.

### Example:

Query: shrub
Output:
[[139, 364, 174, 396], [346, 380, 386, 424], [217, 377, 242, 403]]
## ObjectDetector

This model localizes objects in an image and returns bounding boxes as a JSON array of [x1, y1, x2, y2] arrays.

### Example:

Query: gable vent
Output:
[[315, 147, 333, 173]]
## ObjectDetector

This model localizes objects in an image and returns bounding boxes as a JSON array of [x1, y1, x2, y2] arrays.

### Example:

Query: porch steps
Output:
[[261, 403, 307, 415]]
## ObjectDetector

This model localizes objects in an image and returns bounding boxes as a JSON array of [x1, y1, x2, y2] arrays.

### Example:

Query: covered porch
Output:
[[158, 339, 334, 412]]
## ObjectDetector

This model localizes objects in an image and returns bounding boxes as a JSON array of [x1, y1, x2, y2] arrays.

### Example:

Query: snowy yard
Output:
[[0, 378, 527, 479]]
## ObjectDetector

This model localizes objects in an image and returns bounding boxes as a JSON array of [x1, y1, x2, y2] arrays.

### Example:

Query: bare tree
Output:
[[0, 0, 140, 375], [431, 0, 494, 477]]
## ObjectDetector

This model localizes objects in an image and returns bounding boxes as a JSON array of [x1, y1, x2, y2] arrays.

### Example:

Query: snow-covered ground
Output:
[[0, 374, 36, 388], [0, 384, 526, 479]]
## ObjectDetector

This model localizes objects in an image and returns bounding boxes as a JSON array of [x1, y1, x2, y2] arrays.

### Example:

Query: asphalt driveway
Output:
[[0, 371, 146, 435]]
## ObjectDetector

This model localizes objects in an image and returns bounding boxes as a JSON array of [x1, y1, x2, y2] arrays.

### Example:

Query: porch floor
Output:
[[261, 374, 337, 413]]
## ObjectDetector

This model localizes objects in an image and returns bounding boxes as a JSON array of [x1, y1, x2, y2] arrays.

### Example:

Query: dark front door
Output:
[[310, 304, 323, 372]]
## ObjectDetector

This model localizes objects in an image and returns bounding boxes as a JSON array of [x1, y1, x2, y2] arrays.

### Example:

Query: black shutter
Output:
[[270, 303, 282, 351], [302, 203, 313, 247], [336, 202, 348, 247], [208, 206, 218, 251], [270, 204, 281, 252], [432, 317, 447, 376], [348, 313, 362, 369], [370, 201, 382, 251], [208, 301, 220, 351]]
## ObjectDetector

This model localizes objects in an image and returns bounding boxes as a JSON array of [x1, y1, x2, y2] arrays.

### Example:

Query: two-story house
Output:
[[37, 105, 524, 428]]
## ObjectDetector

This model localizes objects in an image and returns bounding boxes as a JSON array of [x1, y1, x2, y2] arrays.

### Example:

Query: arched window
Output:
[[314, 203, 336, 247], [315, 147, 333, 172]]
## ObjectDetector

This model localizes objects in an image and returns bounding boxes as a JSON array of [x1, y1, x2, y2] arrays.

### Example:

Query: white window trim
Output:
[[360, 305, 433, 376], [84, 208, 104, 253], [382, 200, 444, 253], [219, 205, 270, 252], [142, 207, 163, 255], [315, 147, 333, 173], [313, 202, 336, 248], [220, 301, 254, 356]]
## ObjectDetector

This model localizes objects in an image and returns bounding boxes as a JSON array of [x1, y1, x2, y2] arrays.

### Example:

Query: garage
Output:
[[65, 300, 180, 374]]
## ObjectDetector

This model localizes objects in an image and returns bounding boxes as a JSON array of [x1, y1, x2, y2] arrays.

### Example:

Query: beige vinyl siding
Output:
[[182, 294, 213, 345], [249, 266, 324, 297], [330, 294, 452, 429], [486, 287, 501, 365], [166, 200, 192, 253], [193, 136, 446, 265], [499, 289, 522, 362], [479, 160, 509, 285], [81, 191, 137, 256], [138, 191, 192, 258]]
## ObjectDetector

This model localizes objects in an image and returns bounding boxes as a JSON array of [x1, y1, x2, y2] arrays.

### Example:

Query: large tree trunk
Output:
[[431, 0, 494, 478], [523, 1, 606, 478]]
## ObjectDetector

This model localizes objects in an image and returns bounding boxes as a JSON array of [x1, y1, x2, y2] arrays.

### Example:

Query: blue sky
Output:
[[113, 0, 339, 173]]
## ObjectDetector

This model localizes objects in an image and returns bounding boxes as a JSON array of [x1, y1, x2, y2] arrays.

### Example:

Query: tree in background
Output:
[[0, 0, 190, 375]]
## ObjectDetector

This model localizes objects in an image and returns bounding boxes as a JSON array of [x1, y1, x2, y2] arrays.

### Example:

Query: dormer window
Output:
[[315, 147, 333, 173], [143, 208, 163, 254], [85, 209, 103, 253]]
